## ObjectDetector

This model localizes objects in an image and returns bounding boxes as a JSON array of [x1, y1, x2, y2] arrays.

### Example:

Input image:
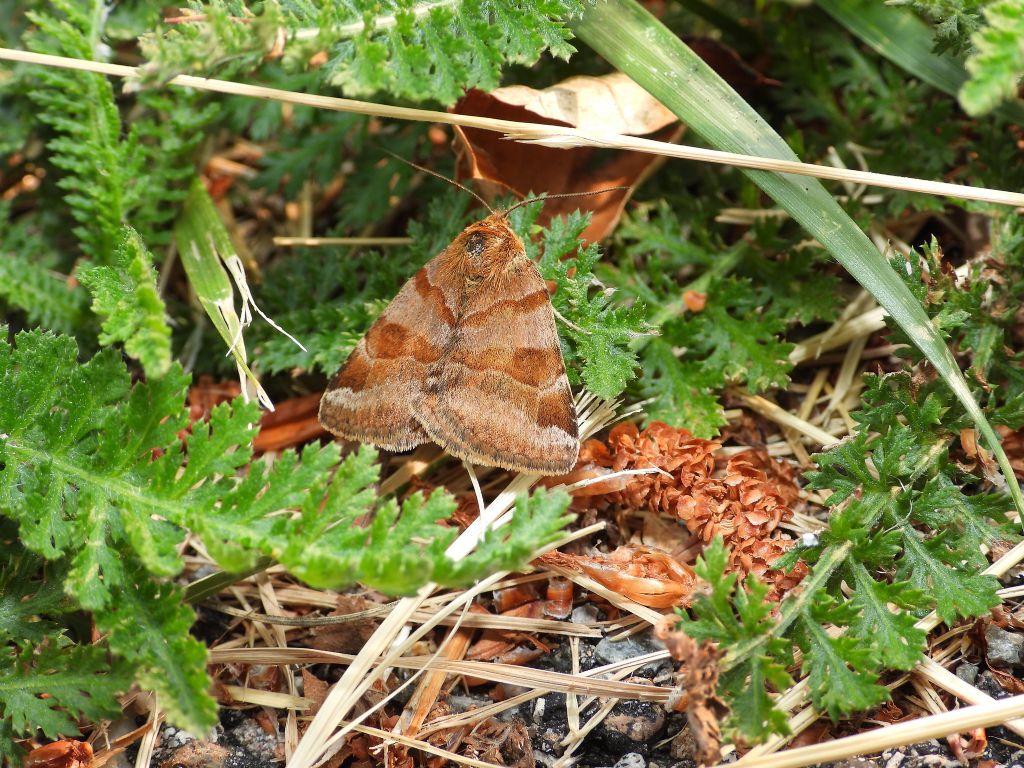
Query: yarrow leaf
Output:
[[0, 328, 575, 740], [0, 638, 129, 744], [679, 538, 793, 741], [960, 0, 1024, 116], [141, 0, 585, 105], [79, 226, 173, 377]]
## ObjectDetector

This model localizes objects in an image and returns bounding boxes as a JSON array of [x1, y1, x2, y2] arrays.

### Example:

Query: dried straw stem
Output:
[[3, 48, 1024, 208]]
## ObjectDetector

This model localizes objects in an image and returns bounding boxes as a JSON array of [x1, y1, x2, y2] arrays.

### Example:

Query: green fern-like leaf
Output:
[[0, 542, 70, 645], [0, 208, 87, 333], [0, 328, 575, 738], [615, 204, 836, 436], [96, 563, 215, 732], [679, 538, 793, 742], [523, 206, 651, 399], [960, 0, 1024, 116], [141, 0, 584, 105], [794, 602, 888, 721], [78, 226, 172, 377], [0, 638, 128, 744], [25, 0, 214, 259], [25, 0, 128, 261]]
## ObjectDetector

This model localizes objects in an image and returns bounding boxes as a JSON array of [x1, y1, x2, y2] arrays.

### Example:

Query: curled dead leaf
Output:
[[542, 545, 697, 608], [452, 73, 682, 242]]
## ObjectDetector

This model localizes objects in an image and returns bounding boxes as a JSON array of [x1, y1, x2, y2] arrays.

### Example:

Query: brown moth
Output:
[[318, 210, 579, 474]]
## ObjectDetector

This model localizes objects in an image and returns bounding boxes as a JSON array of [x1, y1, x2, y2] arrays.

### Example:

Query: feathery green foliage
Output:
[[140, 0, 584, 105], [524, 205, 651, 399], [0, 328, 572, 744], [899, 0, 986, 55], [682, 539, 794, 739], [0, 529, 129, 760], [25, 0, 214, 261], [79, 227, 173, 377], [960, 0, 1024, 115], [0, 207, 87, 334], [1, 638, 130, 746], [611, 203, 837, 435], [25, 0, 129, 262]]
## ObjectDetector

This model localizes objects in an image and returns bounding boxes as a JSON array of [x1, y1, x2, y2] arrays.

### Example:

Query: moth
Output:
[[318, 206, 579, 475]]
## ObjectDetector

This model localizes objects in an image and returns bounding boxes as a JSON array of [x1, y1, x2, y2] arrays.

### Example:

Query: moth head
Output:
[[459, 215, 525, 279]]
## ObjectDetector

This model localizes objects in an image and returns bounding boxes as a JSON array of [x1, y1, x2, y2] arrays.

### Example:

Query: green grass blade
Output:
[[571, 0, 1024, 517], [817, 0, 1024, 124], [174, 180, 273, 409]]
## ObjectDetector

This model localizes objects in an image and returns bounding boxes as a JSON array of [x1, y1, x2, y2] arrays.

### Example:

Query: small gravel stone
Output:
[[977, 669, 1014, 699], [612, 752, 647, 768], [955, 661, 979, 685], [595, 632, 665, 674], [223, 719, 277, 761], [828, 759, 879, 768], [595, 697, 666, 755], [985, 625, 1024, 667], [572, 604, 600, 625]]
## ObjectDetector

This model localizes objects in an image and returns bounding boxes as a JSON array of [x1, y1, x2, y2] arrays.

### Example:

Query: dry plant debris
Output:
[[554, 421, 807, 599]]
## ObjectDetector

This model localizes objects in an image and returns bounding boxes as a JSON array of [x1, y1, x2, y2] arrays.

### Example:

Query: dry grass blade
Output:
[[727, 695, 1024, 768], [211, 647, 670, 700], [350, 723, 506, 768], [211, 604, 602, 636], [729, 390, 840, 446], [2, 48, 1024, 208], [272, 236, 413, 246]]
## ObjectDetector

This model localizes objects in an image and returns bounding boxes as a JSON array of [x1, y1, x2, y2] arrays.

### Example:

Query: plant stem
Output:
[[720, 541, 852, 674]]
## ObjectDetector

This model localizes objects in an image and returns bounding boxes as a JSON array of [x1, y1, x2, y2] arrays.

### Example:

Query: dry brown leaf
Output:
[[999, 424, 1024, 479], [307, 594, 381, 654], [988, 666, 1024, 694], [24, 740, 93, 768], [459, 719, 534, 768], [186, 380, 330, 454], [452, 73, 682, 242], [466, 601, 549, 665], [961, 427, 1000, 484], [255, 391, 327, 453], [542, 544, 698, 608], [302, 669, 330, 717], [484, 73, 676, 135]]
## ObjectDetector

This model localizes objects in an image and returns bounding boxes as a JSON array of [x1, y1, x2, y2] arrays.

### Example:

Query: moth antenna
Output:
[[502, 186, 631, 217], [381, 149, 493, 214]]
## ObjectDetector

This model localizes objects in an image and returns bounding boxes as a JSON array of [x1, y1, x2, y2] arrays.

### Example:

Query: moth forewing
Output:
[[317, 244, 459, 450]]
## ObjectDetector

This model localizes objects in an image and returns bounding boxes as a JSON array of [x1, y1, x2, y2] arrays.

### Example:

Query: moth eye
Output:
[[466, 232, 486, 258]]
